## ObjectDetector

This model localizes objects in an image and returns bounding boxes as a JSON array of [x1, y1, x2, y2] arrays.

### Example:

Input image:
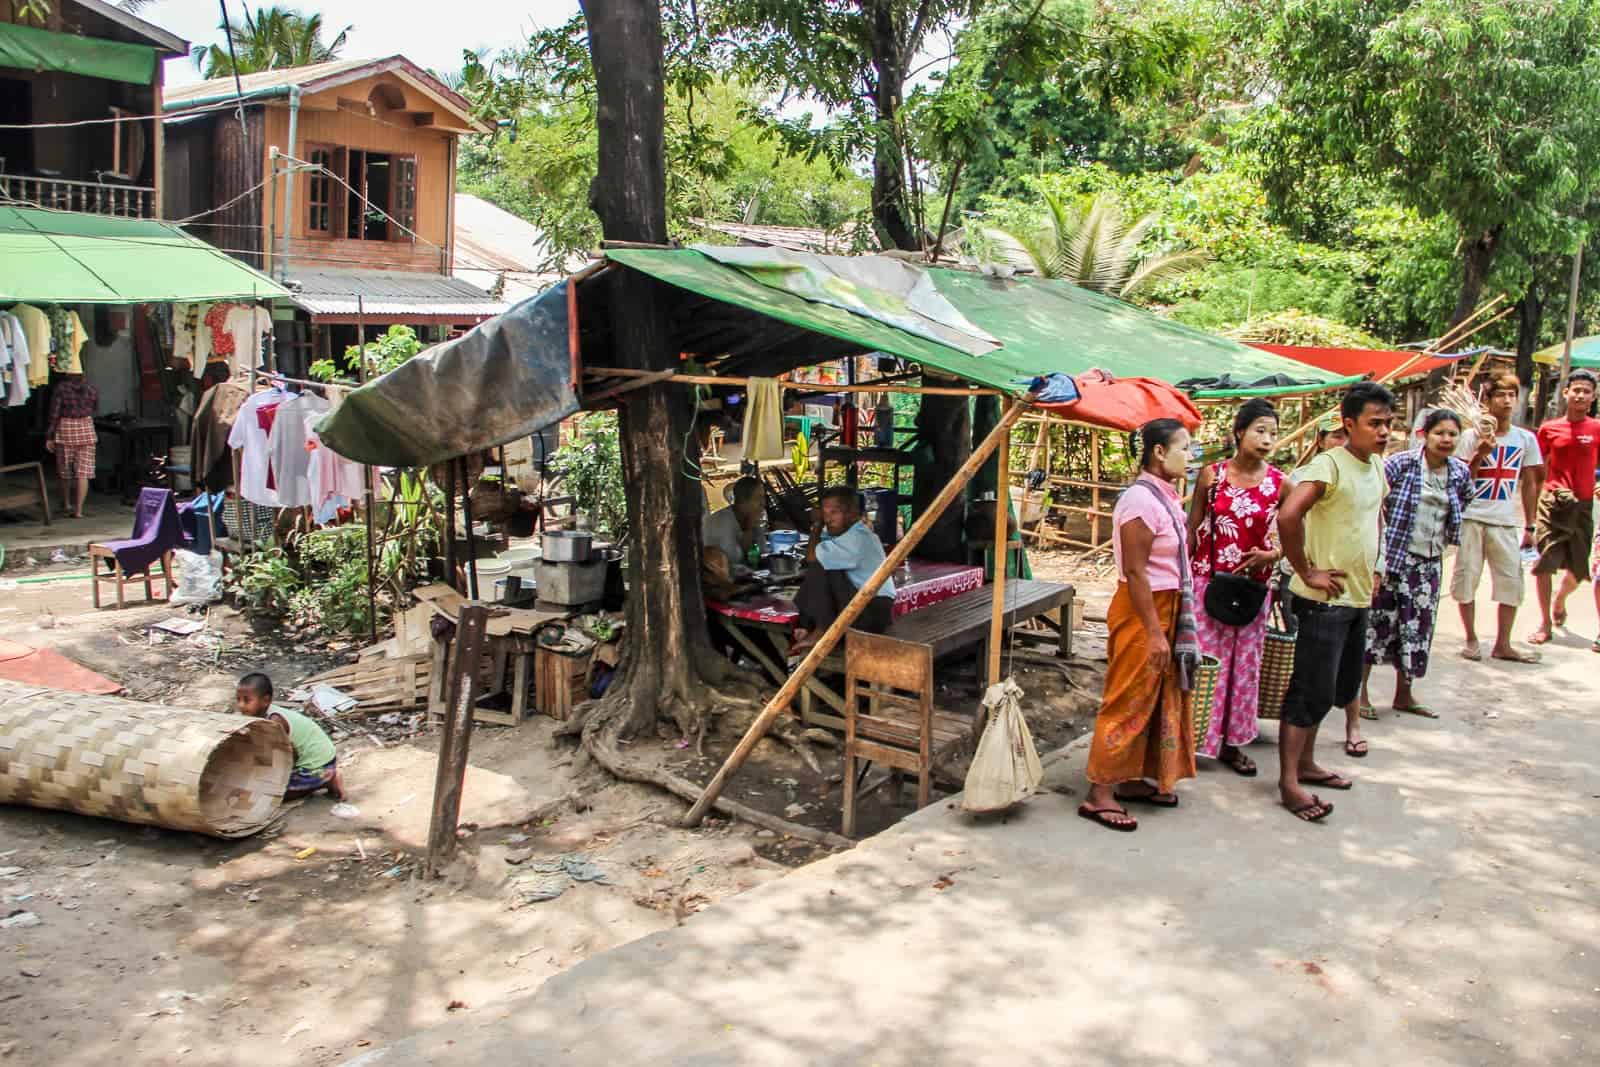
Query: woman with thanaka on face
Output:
[[1078, 419, 1200, 832], [1184, 398, 1285, 777]]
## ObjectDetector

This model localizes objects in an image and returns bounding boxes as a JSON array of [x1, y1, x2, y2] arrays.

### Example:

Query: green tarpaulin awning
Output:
[[604, 248, 1348, 397], [0, 22, 155, 84], [0, 206, 291, 304]]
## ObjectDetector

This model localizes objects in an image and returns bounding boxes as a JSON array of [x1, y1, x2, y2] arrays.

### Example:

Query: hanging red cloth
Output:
[[1035, 369, 1202, 431]]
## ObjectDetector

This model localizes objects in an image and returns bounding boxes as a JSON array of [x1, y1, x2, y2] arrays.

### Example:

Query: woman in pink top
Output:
[[1185, 398, 1284, 775], [1080, 420, 1201, 832]]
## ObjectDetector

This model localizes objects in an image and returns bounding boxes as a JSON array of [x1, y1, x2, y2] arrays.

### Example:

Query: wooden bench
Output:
[[0, 462, 50, 525], [801, 579, 1076, 730]]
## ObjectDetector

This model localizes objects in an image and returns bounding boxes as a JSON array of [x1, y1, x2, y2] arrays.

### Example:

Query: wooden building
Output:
[[0, 0, 188, 218], [161, 57, 502, 375]]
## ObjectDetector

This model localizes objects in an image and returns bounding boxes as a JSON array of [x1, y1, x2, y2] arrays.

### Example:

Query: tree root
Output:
[[465, 789, 588, 832], [580, 712, 854, 851]]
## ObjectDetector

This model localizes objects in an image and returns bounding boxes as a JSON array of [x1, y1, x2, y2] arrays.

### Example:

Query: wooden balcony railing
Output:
[[0, 174, 156, 219]]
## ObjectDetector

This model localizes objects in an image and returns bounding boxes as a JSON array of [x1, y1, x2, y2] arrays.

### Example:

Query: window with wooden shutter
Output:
[[306, 146, 333, 234], [390, 155, 417, 241]]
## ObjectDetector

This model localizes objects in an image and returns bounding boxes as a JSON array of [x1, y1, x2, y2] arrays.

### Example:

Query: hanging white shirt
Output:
[[2, 314, 29, 407], [266, 392, 330, 508], [228, 387, 286, 507], [223, 305, 273, 376]]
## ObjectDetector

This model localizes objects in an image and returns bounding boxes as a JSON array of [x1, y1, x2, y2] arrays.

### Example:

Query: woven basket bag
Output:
[[1189, 653, 1221, 740], [1257, 595, 1297, 721]]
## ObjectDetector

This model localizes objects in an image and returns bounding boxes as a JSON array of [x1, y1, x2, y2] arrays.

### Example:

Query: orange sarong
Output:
[[1085, 585, 1196, 793]]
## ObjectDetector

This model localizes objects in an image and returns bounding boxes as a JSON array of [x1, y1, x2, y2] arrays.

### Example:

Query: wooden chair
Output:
[[89, 545, 175, 609], [0, 461, 51, 525], [841, 630, 975, 836]]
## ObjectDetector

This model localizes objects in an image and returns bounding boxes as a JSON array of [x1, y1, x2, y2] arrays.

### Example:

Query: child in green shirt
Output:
[[236, 672, 345, 800]]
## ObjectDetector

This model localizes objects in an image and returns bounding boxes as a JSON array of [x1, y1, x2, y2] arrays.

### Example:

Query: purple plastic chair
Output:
[[88, 488, 192, 608]]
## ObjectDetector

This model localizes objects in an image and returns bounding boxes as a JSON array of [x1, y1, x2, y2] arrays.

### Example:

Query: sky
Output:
[[149, 0, 581, 86]]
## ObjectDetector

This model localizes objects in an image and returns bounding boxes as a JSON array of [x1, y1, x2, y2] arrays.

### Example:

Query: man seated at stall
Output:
[[702, 476, 766, 600], [792, 486, 897, 651]]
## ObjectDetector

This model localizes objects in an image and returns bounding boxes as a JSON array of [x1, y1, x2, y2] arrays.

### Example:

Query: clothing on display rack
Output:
[[224, 305, 273, 377], [265, 391, 330, 508], [228, 384, 287, 507], [13, 304, 49, 386], [0, 312, 28, 407], [174, 303, 212, 377], [48, 307, 87, 374], [193, 380, 250, 492]]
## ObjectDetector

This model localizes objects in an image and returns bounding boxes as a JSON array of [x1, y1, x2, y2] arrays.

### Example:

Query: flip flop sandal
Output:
[[1528, 630, 1553, 646], [1554, 609, 1568, 627], [1300, 772, 1354, 790], [1114, 789, 1179, 808], [1492, 648, 1542, 664], [1459, 646, 1483, 661], [1286, 796, 1333, 823], [1394, 703, 1439, 719], [1343, 739, 1369, 759], [1222, 751, 1259, 777], [1359, 703, 1379, 721], [1078, 804, 1138, 832]]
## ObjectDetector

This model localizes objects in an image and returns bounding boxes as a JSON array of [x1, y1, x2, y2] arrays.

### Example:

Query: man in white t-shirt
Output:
[[1450, 373, 1544, 662]]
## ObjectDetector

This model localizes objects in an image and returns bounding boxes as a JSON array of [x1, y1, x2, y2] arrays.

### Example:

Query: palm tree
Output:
[[991, 190, 1209, 302], [195, 6, 352, 79]]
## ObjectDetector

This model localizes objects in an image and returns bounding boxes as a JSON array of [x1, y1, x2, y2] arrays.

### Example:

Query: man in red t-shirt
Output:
[[1530, 370, 1600, 644]]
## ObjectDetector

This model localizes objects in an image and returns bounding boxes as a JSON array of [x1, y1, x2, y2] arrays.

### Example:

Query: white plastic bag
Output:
[[961, 677, 1043, 813], [170, 549, 223, 606]]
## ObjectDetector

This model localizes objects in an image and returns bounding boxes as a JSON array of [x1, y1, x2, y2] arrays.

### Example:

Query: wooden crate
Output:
[[535, 646, 592, 721]]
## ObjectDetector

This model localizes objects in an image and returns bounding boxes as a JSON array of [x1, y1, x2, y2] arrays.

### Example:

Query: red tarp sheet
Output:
[[1249, 344, 1454, 381], [0, 640, 124, 694], [1037, 371, 1203, 431]]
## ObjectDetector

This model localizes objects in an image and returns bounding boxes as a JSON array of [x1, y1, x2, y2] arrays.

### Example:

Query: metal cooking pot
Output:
[[542, 530, 593, 562], [764, 551, 801, 579]]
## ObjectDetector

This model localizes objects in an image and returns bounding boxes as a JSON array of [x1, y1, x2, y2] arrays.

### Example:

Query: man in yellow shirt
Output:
[[1275, 382, 1393, 823]]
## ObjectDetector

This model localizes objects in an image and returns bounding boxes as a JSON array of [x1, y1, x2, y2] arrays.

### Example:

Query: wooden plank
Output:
[[989, 423, 1011, 685]]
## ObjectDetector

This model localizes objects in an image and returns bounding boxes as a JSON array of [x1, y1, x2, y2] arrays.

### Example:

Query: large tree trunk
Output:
[[911, 374, 971, 562], [582, 0, 727, 740], [867, 0, 918, 251], [1449, 227, 1501, 329], [1515, 283, 1543, 389]]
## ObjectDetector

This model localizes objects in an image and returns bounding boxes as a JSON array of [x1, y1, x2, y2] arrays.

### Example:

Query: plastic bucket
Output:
[[769, 530, 802, 553]]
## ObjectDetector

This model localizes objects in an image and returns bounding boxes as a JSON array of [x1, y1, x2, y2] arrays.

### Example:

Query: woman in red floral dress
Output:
[[1186, 399, 1285, 776]]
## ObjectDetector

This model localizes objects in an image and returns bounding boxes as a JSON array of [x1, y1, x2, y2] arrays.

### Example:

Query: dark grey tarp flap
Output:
[[316, 282, 578, 467]]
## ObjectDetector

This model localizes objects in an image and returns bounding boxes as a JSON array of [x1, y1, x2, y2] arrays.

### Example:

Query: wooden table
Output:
[[707, 560, 985, 719]]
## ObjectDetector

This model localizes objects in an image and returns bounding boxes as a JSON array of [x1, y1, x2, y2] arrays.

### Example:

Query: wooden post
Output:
[[1089, 431, 1102, 549], [682, 397, 1031, 827], [357, 296, 377, 642], [425, 603, 488, 877], [988, 420, 1012, 687]]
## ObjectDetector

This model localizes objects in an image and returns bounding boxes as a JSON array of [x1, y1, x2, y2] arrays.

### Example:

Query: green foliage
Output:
[[228, 547, 303, 618], [992, 188, 1208, 300], [310, 324, 424, 383], [1223, 310, 1386, 350], [1246, 0, 1600, 315], [549, 413, 627, 537], [194, 6, 350, 79]]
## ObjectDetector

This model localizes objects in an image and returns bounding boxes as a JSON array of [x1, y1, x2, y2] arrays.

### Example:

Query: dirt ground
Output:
[[0, 551, 1109, 1066]]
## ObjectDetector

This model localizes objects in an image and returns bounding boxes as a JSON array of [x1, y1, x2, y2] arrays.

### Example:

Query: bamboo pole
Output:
[[988, 421, 1012, 686], [1089, 431, 1102, 549], [584, 367, 1002, 397], [682, 397, 1032, 827]]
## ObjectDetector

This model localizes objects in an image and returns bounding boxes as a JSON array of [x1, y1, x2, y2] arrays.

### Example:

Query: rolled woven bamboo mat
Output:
[[0, 681, 293, 838]]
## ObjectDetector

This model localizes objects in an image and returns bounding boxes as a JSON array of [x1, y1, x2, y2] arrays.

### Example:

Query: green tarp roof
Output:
[[605, 248, 1352, 398], [0, 206, 291, 304], [0, 22, 155, 84]]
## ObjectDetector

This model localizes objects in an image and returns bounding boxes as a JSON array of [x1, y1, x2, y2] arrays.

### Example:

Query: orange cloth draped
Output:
[[1085, 586, 1196, 792]]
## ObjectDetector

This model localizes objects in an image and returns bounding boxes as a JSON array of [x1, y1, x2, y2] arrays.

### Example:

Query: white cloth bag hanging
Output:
[[962, 677, 1043, 813]]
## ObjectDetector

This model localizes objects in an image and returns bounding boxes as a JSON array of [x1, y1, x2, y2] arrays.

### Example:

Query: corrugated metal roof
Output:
[[73, 0, 189, 55], [164, 59, 371, 106], [287, 266, 503, 318], [689, 218, 873, 253], [450, 193, 585, 303]]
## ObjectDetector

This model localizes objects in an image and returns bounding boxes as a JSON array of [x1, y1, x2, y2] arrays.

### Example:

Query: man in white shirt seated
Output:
[[792, 486, 897, 651], [702, 476, 765, 598]]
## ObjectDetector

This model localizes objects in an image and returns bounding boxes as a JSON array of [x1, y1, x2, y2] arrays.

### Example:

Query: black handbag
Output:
[[1201, 475, 1269, 627]]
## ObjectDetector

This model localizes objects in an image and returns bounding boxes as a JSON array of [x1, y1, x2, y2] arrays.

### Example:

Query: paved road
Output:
[[355, 589, 1600, 1066]]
